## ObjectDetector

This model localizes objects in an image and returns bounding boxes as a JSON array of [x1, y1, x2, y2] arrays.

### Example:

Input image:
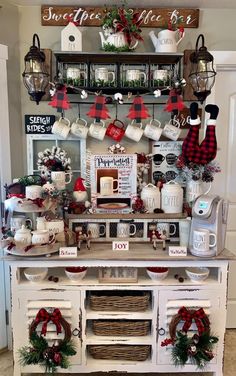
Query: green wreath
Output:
[[161, 306, 219, 369], [18, 308, 76, 374]]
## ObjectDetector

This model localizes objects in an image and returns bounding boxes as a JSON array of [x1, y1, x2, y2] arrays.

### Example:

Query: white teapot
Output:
[[14, 225, 32, 245]]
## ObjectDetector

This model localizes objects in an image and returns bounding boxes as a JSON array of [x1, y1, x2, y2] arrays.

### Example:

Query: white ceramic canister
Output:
[[14, 225, 32, 245], [161, 181, 183, 213], [141, 183, 160, 213]]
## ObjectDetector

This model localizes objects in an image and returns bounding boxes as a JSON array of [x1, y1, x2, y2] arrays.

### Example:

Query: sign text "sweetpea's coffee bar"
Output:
[[41, 6, 199, 28]]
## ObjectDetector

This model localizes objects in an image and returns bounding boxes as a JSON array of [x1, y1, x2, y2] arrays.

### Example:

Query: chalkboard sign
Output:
[[25, 115, 55, 134]]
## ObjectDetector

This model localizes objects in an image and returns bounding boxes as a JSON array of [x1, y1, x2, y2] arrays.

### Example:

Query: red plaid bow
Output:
[[35, 308, 62, 336], [178, 306, 209, 335]]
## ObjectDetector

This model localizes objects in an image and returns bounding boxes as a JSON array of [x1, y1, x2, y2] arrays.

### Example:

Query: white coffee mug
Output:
[[126, 69, 146, 82], [51, 171, 72, 190], [192, 229, 217, 254], [31, 230, 50, 245], [45, 219, 65, 234], [87, 223, 106, 238], [95, 67, 115, 82], [88, 120, 106, 141], [125, 120, 144, 142], [144, 119, 162, 141], [162, 119, 181, 141], [100, 176, 119, 196], [52, 117, 71, 139], [25, 185, 43, 200], [157, 222, 177, 239], [179, 218, 191, 247], [117, 222, 136, 238], [71, 118, 88, 139], [67, 67, 85, 80], [153, 69, 169, 81], [10, 216, 32, 232]]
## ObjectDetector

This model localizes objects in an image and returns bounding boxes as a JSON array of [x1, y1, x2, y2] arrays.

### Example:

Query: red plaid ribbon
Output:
[[35, 308, 62, 336], [178, 306, 209, 335]]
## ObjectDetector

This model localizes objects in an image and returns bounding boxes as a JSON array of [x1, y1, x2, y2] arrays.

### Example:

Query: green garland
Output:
[[19, 331, 76, 374], [102, 43, 132, 52], [171, 331, 218, 369]]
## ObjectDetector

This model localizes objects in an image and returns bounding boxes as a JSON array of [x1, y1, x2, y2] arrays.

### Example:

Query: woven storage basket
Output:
[[92, 320, 150, 336], [89, 292, 150, 311], [88, 345, 151, 361]]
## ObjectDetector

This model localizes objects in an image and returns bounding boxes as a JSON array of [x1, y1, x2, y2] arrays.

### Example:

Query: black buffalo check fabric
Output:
[[178, 306, 210, 335], [182, 121, 217, 165], [48, 86, 71, 112], [127, 95, 150, 123], [35, 308, 62, 336], [87, 95, 110, 122], [164, 89, 185, 114]]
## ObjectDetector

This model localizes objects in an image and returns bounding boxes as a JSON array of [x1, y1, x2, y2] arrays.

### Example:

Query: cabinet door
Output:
[[15, 290, 82, 366], [157, 289, 222, 365]]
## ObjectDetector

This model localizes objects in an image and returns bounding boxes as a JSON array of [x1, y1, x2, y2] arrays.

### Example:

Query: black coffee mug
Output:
[[153, 154, 165, 166]]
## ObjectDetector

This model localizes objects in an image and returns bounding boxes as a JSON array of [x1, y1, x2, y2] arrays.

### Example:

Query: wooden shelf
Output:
[[66, 212, 188, 220], [54, 51, 183, 65]]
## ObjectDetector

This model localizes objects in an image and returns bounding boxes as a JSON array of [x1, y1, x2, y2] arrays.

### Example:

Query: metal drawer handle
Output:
[[158, 327, 166, 336]]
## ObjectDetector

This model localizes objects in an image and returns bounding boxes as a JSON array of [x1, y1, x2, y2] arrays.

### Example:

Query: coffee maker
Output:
[[189, 194, 228, 256]]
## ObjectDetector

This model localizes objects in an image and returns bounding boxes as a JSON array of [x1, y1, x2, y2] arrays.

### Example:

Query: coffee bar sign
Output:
[[41, 6, 199, 28]]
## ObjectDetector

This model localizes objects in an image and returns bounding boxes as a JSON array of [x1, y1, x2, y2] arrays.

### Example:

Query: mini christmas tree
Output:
[[87, 95, 110, 122], [48, 85, 71, 112], [164, 89, 185, 115], [127, 95, 150, 123]]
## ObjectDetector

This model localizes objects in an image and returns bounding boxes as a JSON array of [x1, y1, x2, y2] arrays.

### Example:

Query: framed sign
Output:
[[25, 115, 55, 134], [41, 6, 199, 28], [152, 141, 183, 184], [98, 267, 138, 283]]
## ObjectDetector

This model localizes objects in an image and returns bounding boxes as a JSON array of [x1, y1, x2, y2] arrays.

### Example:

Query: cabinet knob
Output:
[[158, 327, 166, 335]]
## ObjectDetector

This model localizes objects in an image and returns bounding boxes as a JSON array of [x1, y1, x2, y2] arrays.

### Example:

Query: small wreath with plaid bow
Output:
[[18, 308, 76, 373], [161, 306, 218, 369]]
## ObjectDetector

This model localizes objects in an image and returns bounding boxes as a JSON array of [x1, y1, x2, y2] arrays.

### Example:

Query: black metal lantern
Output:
[[22, 34, 49, 104], [189, 34, 216, 103]]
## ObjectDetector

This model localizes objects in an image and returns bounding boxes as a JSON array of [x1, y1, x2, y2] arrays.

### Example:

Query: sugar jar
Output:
[[141, 183, 160, 213], [161, 181, 183, 213], [14, 225, 32, 245]]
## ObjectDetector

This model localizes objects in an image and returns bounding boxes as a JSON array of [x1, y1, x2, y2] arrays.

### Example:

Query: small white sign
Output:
[[59, 247, 77, 258], [112, 241, 129, 251], [169, 246, 187, 257]]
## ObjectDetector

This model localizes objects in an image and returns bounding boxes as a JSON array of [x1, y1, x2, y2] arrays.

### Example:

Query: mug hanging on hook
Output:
[[71, 103, 88, 139]]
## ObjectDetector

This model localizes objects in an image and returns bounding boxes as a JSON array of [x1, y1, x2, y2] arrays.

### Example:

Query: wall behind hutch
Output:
[[16, 5, 236, 175]]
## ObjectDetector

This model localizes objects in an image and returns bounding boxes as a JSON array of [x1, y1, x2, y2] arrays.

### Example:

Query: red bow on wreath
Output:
[[178, 306, 210, 335], [35, 308, 62, 336]]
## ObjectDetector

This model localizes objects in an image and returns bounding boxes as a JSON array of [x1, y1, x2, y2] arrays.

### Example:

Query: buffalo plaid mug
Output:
[[106, 119, 125, 142]]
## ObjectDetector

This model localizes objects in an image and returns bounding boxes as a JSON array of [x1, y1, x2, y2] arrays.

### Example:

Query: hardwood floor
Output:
[[0, 330, 235, 376]]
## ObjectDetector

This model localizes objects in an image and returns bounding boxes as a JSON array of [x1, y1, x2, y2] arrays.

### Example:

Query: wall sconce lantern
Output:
[[189, 34, 216, 103], [22, 33, 49, 104]]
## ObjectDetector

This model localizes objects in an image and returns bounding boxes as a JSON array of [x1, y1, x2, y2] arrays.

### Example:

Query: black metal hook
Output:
[[78, 103, 81, 118]]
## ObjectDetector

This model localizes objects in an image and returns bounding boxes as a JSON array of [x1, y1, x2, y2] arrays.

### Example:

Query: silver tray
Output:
[[5, 242, 60, 257]]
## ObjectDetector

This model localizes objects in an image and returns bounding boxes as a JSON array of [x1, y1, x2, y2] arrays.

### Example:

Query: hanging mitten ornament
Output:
[[198, 104, 218, 164], [73, 177, 88, 202], [127, 95, 150, 123], [181, 102, 201, 163], [164, 89, 185, 115], [48, 84, 71, 112], [87, 95, 110, 123]]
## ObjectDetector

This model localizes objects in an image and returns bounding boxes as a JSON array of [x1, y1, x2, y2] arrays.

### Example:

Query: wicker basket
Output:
[[88, 345, 151, 361], [92, 320, 150, 336], [89, 292, 150, 312]]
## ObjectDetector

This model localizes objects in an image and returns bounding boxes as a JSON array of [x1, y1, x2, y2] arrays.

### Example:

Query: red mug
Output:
[[105, 119, 125, 142]]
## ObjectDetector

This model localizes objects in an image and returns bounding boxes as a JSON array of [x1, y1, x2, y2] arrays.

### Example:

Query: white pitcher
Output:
[[149, 29, 185, 53], [186, 179, 212, 203]]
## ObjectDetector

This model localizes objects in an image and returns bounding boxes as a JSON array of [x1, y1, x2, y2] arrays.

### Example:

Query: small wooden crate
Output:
[[98, 267, 138, 283], [92, 320, 150, 336], [88, 344, 151, 361], [89, 292, 150, 312]]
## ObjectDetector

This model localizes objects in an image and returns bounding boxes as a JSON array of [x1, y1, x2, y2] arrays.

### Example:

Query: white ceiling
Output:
[[2, 0, 236, 8]]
